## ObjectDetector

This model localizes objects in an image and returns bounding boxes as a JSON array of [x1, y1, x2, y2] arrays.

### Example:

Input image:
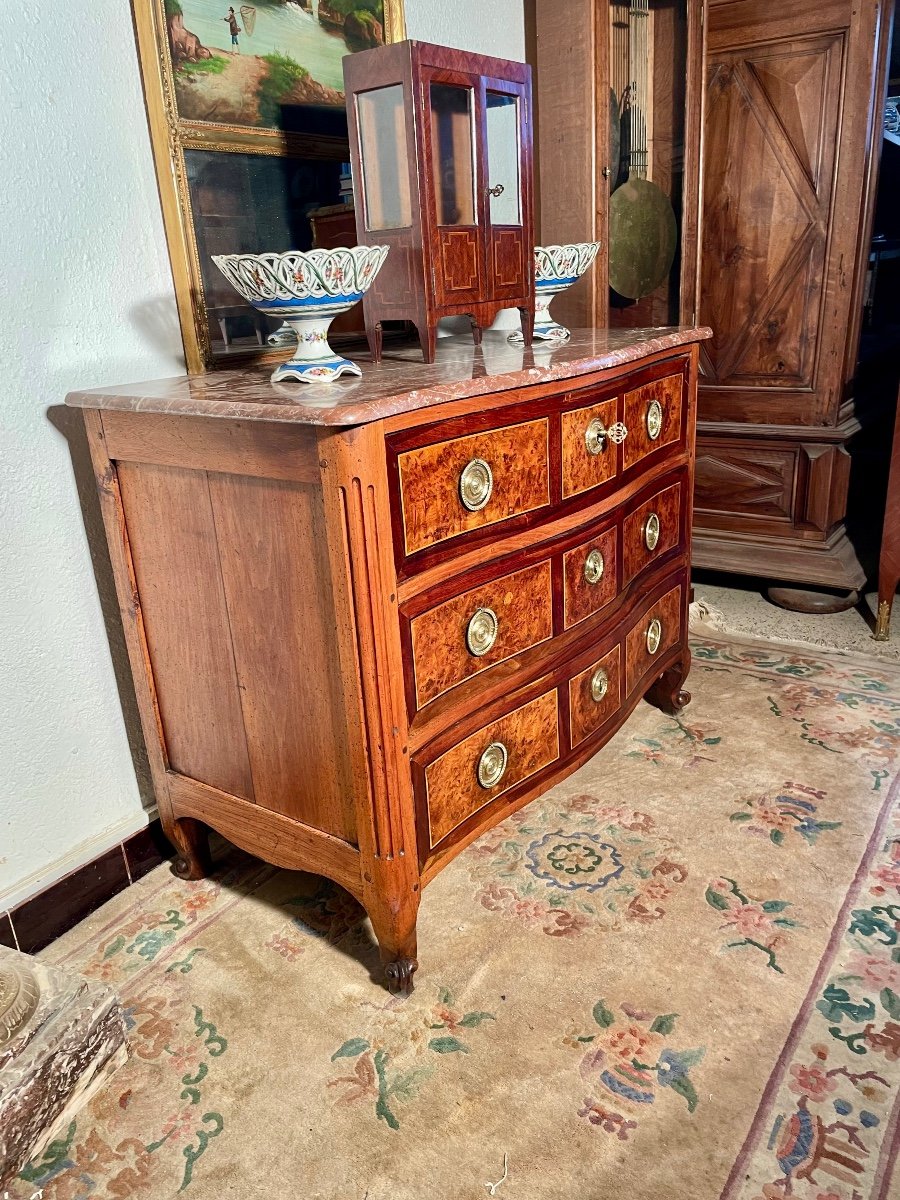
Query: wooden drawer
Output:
[[625, 585, 684, 692], [424, 690, 559, 848], [568, 644, 622, 748], [622, 373, 683, 471], [561, 396, 620, 498], [563, 522, 618, 629], [410, 561, 553, 709], [622, 480, 683, 585], [396, 419, 550, 556]]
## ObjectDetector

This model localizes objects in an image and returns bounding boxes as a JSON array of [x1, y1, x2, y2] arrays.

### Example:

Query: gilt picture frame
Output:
[[133, 0, 407, 372]]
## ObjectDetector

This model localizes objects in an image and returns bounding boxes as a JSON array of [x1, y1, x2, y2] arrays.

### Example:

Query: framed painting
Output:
[[133, 0, 406, 371]]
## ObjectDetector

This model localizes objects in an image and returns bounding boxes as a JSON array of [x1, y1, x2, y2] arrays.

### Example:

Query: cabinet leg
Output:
[[365, 319, 383, 365], [645, 653, 692, 717], [518, 306, 534, 348], [370, 905, 419, 995], [167, 817, 212, 881], [415, 322, 437, 365], [470, 318, 483, 347]]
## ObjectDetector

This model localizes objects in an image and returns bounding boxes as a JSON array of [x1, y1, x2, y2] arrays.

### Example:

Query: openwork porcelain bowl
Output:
[[509, 241, 602, 347], [212, 246, 389, 383]]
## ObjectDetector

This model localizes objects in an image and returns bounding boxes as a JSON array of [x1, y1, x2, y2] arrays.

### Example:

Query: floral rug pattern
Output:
[[10, 632, 900, 1200]]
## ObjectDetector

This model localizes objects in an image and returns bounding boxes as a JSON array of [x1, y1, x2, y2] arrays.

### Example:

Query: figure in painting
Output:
[[223, 7, 241, 49]]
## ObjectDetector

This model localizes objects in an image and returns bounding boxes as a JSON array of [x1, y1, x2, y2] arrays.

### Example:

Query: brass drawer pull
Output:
[[585, 417, 628, 456], [466, 607, 499, 657], [477, 741, 509, 789], [646, 617, 662, 654], [584, 548, 605, 585], [459, 458, 493, 512], [590, 666, 609, 703], [646, 398, 664, 441], [644, 511, 661, 551]]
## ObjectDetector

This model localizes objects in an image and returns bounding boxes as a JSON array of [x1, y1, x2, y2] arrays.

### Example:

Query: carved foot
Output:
[[645, 655, 692, 716], [767, 585, 860, 614], [384, 957, 418, 995], [169, 818, 211, 881], [874, 598, 893, 642]]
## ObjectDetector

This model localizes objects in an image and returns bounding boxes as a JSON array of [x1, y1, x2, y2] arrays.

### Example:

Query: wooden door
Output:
[[482, 79, 532, 301]]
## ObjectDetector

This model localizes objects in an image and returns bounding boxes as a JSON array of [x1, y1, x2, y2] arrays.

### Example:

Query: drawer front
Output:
[[561, 397, 619, 499], [410, 561, 553, 709], [563, 523, 618, 629], [397, 419, 550, 556], [569, 644, 622, 748], [622, 481, 683, 585], [622, 373, 683, 471], [425, 690, 559, 848], [625, 585, 683, 692]]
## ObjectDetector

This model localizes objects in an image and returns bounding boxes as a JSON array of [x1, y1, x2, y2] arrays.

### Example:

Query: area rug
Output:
[[11, 632, 900, 1200]]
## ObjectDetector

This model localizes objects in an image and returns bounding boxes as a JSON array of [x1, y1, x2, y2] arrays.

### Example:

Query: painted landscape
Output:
[[165, 0, 386, 127]]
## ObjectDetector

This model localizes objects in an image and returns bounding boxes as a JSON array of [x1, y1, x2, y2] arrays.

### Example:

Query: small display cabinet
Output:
[[343, 41, 535, 363]]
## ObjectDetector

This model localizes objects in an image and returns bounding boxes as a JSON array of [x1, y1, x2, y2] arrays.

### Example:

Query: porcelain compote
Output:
[[509, 241, 602, 347], [212, 246, 389, 383]]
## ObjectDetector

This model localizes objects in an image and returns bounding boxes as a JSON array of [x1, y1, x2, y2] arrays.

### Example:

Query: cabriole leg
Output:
[[168, 817, 212, 881], [369, 900, 419, 995], [645, 652, 692, 716]]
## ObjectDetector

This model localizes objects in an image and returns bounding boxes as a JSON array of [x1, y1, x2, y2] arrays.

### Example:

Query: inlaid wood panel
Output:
[[623, 481, 684, 585], [425, 689, 559, 847], [561, 397, 619, 498], [492, 228, 527, 294], [568, 645, 622, 748], [622, 374, 684, 470], [694, 441, 796, 520], [116, 461, 254, 801], [397, 419, 550, 555], [437, 228, 481, 302], [625, 585, 684, 692], [410, 560, 553, 709], [563, 523, 618, 629]]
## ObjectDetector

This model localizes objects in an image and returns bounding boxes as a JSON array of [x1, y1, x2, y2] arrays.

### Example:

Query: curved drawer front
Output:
[[625, 584, 683, 692], [424, 689, 559, 848], [622, 480, 683, 586], [410, 560, 553, 709], [561, 397, 620, 499], [622, 373, 683, 471], [397, 418, 550, 556], [568, 644, 622, 748], [563, 523, 618, 629]]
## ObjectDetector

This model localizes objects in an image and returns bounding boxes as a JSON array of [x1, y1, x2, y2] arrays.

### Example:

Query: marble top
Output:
[[66, 326, 712, 428]]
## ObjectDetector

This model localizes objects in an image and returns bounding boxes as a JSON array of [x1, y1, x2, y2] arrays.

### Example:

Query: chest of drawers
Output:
[[68, 326, 709, 992]]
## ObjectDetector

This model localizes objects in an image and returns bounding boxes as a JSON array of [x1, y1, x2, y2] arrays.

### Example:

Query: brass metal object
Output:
[[874, 599, 892, 642], [646, 398, 664, 441], [646, 617, 662, 655], [466, 607, 499, 657], [590, 666, 609, 703], [487, 183, 505, 197], [477, 741, 509, 789], [585, 418, 628, 456], [608, 176, 678, 300], [0, 960, 40, 1047], [584, 549, 605, 585], [459, 459, 494, 511], [644, 511, 661, 552]]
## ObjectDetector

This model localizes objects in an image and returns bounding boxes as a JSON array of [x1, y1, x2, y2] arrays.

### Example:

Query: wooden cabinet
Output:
[[69, 325, 707, 993]]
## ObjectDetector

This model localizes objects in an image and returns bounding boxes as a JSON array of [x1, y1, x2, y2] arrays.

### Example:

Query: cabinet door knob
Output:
[[585, 418, 628, 456], [643, 511, 661, 551], [646, 617, 663, 654], [590, 666, 609, 703], [477, 741, 509, 789], [646, 398, 664, 441], [459, 458, 493, 511], [487, 183, 505, 197], [466, 607, 499, 657], [584, 548, 605, 585]]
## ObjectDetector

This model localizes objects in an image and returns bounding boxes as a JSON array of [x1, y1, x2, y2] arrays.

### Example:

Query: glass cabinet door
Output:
[[429, 82, 477, 227], [356, 85, 413, 231], [485, 92, 522, 226]]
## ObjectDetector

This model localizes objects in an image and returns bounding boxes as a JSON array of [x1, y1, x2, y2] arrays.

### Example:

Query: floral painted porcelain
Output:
[[212, 247, 389, 383], [509, 241, 602, 347]]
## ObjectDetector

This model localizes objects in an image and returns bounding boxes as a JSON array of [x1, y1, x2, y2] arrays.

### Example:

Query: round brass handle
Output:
[[646, 398, 664, 441], [487, 183, 505, 197], [459, 458, 493, 512], [590, 666, 609, 703], [584, 548, 605, 585], [466, 607, 499, 657], [477, 741, 509, 789], [644, 511, 661, 552], [646, 617, 663, 655], [585, 418, 628, 456]]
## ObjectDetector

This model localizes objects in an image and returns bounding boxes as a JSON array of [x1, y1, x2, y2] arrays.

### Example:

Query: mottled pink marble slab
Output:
[[66, 327, 712, 428]]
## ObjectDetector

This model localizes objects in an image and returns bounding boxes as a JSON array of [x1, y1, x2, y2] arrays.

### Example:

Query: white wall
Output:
[[0, 0, 524, 913]]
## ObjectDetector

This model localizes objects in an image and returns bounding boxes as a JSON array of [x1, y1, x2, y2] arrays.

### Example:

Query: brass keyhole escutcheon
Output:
[[644, 511, 660, 552], [646, 618, 662, 654], [477, 741, 509, 789], [584, 548, 605, 585], [459, 458, 493, 512], [646, 399, 664, 441], [585, 418, 628, 456], [590, 666, 609, 703], [466, 607, 499, 657], [488, 183, 505, 197]]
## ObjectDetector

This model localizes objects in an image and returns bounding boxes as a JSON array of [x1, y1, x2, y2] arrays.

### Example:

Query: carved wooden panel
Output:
[[425, 689, 559, 847], [568, 645, 622, 749], [625, 585, 683, 692], [622, 481, 684, 585], [491, 227, 527, 295], [561, 397, 620, 498], [622, 374, 683, 471], [694, 441, 796, 520], [563, 523, 618, 629], [410, 561, 553, 709], [397, 419, 550, 555], [437, 228, 481, 302]]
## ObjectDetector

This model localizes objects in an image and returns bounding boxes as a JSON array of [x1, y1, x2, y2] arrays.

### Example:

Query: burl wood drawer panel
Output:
[[625, 585, 684, 692], [563, 522, 618, 629], [410, 560, 553, 709], [397, 419, 550, 555], [622, 373, 683, 471], [622, 480, 683, 586], [424, 689, 559, 848], [568, 645, 622, 748], [561, 397, 619, 498]]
